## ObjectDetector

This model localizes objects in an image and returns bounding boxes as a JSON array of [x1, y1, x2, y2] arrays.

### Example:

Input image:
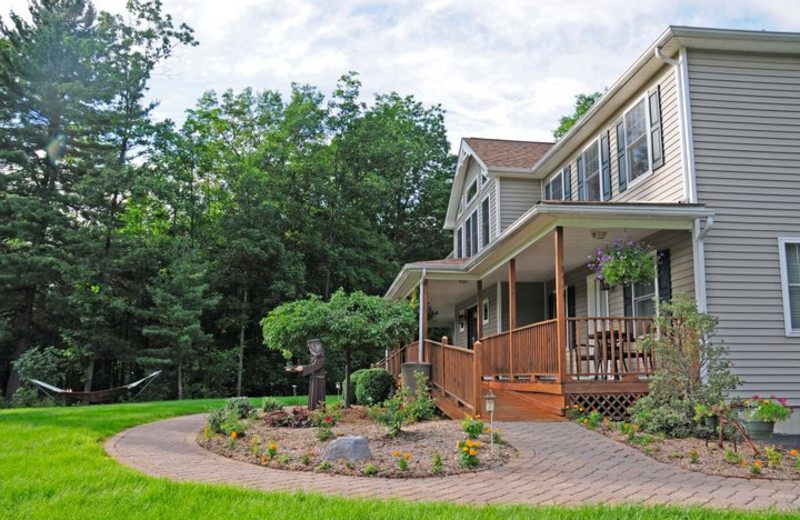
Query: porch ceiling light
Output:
[[458, 311, 465, 329], [591, 230, 607, 240]]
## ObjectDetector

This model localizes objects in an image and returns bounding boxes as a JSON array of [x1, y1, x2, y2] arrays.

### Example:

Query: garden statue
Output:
[[286, 339, 326, 411]]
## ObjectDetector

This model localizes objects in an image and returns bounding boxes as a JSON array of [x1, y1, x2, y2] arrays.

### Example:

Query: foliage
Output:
[[431, 452, 443, 474], [688, 449, 699, 464], [393, 451, 410, 471], [404, 371, 437, 422], [587, 241, 656, 287], [222, 397, 254, 419], [461, 414, 484, 440], [457, 439, 480, 468], [262, 397, 283, 413], [262, 290, 415, 407], [266, 442, 278, 460], [630, 295, 740, 438], [585, 411, 602, 430], [741, 396, 792, 423], [347, 368, 369, 404], [368, 388, 409, 437], [310, 405, 340, 441], [724, 449, 743, 465], [552, 91, 604, 140], [262, 407, 311, 428], [315, 460, 331, 472], [207, 408, 229, 435], [355, 368, 395, 405], [764, 447, 783, 468], [362, 463, 378, 476]]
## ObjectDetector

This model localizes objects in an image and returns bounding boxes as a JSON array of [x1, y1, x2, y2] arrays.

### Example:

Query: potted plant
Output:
[[740, 395, 792, 441], [587, 240, 657, 288]]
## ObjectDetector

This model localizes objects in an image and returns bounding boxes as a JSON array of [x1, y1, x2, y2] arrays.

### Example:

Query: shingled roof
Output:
[[464, 138, 553, 170]]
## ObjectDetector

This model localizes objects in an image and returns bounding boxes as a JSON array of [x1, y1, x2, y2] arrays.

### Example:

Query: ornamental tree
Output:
[[261, 289, 415, 407]]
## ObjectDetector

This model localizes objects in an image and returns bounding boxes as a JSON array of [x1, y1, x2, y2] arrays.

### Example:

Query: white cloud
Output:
[[2, 0, 796, 150]]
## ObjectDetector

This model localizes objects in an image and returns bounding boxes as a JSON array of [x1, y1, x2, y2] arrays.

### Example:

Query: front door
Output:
[[466, 306, 478, 349]]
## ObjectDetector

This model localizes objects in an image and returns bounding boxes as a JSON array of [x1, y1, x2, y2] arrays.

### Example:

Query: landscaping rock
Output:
[[322, 435, 372, 462]]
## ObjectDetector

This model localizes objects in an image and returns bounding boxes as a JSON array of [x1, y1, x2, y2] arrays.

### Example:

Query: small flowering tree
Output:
[[587, 240, 656, 287]]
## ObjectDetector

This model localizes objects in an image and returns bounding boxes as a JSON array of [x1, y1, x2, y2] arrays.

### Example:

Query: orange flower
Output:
[[791, 449, 799, 457], [466, 440, 474, 447], [741, 460, 748, 467], [466, 414, 472, 420], [269, 443, 277, 450], [403, 453, 410, 460], [474, 441, 480, 447], [475, 414, 481, 419], [469, 449, 477, 456], [497, 428, 503, 433], [231, 431, 237, 439], [633, 424, 640, 431], [754, 460, 763, 467], [393, 450, 400, 457], [261, 456, 267, 463], [485, 427, 492, 433]]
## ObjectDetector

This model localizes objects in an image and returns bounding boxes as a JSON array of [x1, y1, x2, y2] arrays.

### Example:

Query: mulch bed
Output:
[[198, 406, 515, 478], [590, 422, 800, 479]]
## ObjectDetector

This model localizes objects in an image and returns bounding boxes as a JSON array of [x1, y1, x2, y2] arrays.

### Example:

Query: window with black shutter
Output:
[[481, 198, 490, 247], [563, 165, 572, 200], [457, 227, 463, 258], [649, 86, 664, 170], [470, 211, 478, 256], [624, 249, 671, 316], [601, 132, 611, 200], [616, 121, 627, 192], [464, 219, 471, 258], [577, 155, 585, 200]]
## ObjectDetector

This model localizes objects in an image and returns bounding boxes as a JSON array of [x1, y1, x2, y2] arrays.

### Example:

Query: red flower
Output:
[[325, 416, 332, 423]]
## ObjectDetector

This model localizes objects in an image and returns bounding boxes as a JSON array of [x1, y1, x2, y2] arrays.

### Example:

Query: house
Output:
[[383, 26, 800, 434]]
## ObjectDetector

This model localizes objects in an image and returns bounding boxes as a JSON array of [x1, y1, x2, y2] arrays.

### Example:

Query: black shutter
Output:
[[601, 131, 611, 200], [657, 249, 672, 303], [481, 198, 490, 247], [545, 182, 552, 200], [649, 86, 664, 170], [464, 219, 471, 257], [623, 284, 633, 317], [563, 166, 572, 200], [457, 227, 463, 258], [616, 121, 627, 192], [470, 212, 478, 255], [576, 156, 585, 201]]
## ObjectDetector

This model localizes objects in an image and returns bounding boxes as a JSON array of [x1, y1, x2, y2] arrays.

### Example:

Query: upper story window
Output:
[[481, 197, 490, 247], [469, 210, 478, 256], [578, 140, 605, 201], [457, 226, 463, 258], [778, 238, 800, 336], [466, 180, 478, 203], [618, 86, 664, 191]]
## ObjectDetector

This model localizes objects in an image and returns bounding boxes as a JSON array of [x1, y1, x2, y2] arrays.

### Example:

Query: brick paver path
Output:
[[106, 414, 800, 510]]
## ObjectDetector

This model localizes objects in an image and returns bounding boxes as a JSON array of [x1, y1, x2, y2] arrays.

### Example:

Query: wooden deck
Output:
[[433, 385, 562, 422]]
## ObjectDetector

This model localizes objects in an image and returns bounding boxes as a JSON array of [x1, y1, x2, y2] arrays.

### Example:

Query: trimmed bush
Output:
[[224, 397, 253, 419], [355, 368, 395, 405], [346, 368, 370, 404]]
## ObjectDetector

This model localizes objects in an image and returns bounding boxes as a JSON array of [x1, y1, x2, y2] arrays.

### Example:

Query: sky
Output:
[[3, 0, 800, 150]]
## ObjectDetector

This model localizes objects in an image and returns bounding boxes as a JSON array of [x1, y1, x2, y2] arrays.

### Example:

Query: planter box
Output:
[[742, 420, 774, 441]]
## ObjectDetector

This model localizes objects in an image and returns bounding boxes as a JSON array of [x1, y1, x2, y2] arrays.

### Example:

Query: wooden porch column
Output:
[[554, 226, 567, 383], [476, 280, 483, 340], [508, 258, 516, 380], [473, 340, 483, 417], [420, 278, 429, 361]]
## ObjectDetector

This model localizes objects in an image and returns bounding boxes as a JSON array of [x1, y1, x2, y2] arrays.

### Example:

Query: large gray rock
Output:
[[322, 435, 372, 462]]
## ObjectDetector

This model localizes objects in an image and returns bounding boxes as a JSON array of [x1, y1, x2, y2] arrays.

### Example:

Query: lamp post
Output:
[[335, 381, 341, 403], [291, 384, 297, 397], [483, 391, 497, 447]]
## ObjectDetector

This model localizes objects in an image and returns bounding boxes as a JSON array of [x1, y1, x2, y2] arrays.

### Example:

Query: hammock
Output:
[[29, 370, 162, 405]]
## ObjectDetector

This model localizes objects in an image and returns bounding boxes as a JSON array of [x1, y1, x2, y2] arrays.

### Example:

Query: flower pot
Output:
[[702, 416, 719, 429], [743, 420, 774, 441]]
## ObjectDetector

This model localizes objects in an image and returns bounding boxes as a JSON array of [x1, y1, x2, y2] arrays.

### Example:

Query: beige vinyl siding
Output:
[[454, 158, 497, 254], [498, 178, 541, 232], [453, 284, 499, 347], [500, 282, 547, 330], [688, 49, 800, 404], [557, 65, 685, 204]]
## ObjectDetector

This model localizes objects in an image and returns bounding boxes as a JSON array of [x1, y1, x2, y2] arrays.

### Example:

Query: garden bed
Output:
[[588, 421, 800, 480], [198, 406, 515, 478]]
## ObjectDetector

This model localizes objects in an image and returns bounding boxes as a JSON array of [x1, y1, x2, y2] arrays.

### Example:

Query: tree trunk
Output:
[[177, 363, 183, 400], [83, 357, 95, 404], [5, 288, 36, 402], [343, 347, 352, 408], [236, 286, 248, 397]]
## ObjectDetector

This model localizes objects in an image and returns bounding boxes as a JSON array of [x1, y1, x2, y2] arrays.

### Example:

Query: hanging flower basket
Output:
[[587, 240, 656, 287]]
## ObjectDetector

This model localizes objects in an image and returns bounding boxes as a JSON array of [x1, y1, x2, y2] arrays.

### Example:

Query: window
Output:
[[482, 298, 490, 325], [481, 198, 490, 247], [579, 140, 603, 201], [779, 238, 800, 336], [470, 211, 478, 256], [618, 87, 664, 188], [545, 166, 572, 201], [624, 249, 671, 317], [464, 219, 471, 258], [466, 180, 478, 203], [631, 278, 657, 317], [457, 227, 463, 258]]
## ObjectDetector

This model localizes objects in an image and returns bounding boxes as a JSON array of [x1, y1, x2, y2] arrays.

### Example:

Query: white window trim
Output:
[[778, 237, 800, 337], [622, 93, 655, 191], [544, 170, 563, 200], [628, 250, 660, 317], [482, 298, 490, 325], [580, 139, 606, 202]]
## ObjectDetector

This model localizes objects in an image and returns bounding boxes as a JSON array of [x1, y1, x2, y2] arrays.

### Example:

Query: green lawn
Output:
[[0, 398, 795, 520]]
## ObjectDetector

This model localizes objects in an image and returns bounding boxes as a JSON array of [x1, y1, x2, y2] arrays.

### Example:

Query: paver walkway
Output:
[[106, 414, 800, 510]]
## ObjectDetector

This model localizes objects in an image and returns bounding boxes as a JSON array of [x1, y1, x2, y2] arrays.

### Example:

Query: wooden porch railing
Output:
[[477, 320, 559, 380], [383, 341, 419, 379], [566, 317, 657, 380], [424, 340, 476, 412]]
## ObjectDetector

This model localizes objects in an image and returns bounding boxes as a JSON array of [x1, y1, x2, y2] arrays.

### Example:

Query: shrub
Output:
[[224, 397, 253, 419], [207, 408, 229, 434], [457, 440, 480, 468], [262, 397, 283, 413], [316, 460, 331, 472], [461, 415, 483, 440], [262, 406, 311, 428], [724, 449, 742, 465], [405, 371, 436, 422], [765, 447, 783, 468], [368, 389, 408, 437], [356, 368, 395, 405], [347, 368, 370, 404], [630, 295, 739, 438], [362, 463, 378, 476]]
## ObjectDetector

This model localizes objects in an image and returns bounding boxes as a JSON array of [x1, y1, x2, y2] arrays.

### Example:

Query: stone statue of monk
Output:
[[286, 339, 326, 411]]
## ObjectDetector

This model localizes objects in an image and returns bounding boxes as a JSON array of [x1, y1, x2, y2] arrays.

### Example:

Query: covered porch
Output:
[[384, 202, 713, 420]]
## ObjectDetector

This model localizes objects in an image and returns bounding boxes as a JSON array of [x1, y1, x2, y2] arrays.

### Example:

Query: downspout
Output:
[[418, 269, 427, 361], [693, 216, 714, 312]]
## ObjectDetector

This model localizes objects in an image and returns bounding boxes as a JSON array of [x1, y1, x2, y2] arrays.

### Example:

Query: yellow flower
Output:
[[404, 453, 410, 460], [485, 427, 492, 433], [582, 418, 589, 424], [462, 446, 469, 452], [497, 428, 503, 433], [393, 450, 400, 457], [475, 415, 481, 419], [231, 432, 237, 439], [469, 449, 477, 456], [466, 415, 472, 420], [573, 405, 579, 409], [474, 441, 480, 447]]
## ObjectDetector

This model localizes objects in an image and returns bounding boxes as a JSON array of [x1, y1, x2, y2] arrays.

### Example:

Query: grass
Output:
[[0, 398, 796, 520]]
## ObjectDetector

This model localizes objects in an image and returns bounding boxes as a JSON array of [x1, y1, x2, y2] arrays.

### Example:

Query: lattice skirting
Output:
[[566, 393, 647, 420]]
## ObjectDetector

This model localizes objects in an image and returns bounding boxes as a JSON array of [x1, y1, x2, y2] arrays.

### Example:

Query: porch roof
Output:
[[385, 201, 713, 300]]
